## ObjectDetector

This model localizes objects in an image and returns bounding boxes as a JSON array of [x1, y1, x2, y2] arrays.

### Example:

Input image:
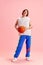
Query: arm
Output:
[[26, 20, 32, 30], [29, 21, 32, 29], [14, 20, 18, 30]]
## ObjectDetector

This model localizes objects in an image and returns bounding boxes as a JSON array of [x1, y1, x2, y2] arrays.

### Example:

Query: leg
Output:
[[26, 36, 31, 57], [14, 35, 26, 58]]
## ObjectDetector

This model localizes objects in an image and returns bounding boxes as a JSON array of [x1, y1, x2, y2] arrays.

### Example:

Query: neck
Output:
[[22, 15, 26, 17]]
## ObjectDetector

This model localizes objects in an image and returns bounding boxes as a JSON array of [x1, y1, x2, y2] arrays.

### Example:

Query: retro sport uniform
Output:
[[14, 17, 32, 58]]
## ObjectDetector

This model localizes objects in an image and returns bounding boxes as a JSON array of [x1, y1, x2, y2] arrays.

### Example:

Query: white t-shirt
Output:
[[17, 17, 31, 36]]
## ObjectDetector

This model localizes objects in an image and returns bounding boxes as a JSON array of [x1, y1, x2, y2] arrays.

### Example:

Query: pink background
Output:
[[0, 0, 43, 65]]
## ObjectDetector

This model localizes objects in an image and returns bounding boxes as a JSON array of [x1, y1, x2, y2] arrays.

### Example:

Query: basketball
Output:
[[17, 26, 26, 33]]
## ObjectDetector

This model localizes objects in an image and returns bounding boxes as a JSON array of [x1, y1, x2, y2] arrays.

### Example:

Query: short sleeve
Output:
[[27, 17, 31, 23]]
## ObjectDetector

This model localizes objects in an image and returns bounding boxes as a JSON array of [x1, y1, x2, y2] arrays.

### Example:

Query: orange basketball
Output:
[[18, 26, 26, 33]]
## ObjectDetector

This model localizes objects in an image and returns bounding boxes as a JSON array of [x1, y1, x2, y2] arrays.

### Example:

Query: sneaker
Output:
[[12, 58, 18, 62], [26, 57, 30, 61]]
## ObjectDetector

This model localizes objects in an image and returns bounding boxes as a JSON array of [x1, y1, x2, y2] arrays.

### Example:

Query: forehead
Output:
[[24, 10, 27, 12]]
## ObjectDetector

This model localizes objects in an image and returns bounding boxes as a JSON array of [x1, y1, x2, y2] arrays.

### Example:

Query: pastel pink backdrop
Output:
[[0, 0, 43, 58]]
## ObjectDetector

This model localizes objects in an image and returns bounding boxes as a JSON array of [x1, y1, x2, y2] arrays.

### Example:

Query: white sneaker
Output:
[[12, 58, 18, 62], [26, 57, 30, 61]]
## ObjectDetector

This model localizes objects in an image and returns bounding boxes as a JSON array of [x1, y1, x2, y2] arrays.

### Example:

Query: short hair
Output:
[[22, 9, 29, 16]]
